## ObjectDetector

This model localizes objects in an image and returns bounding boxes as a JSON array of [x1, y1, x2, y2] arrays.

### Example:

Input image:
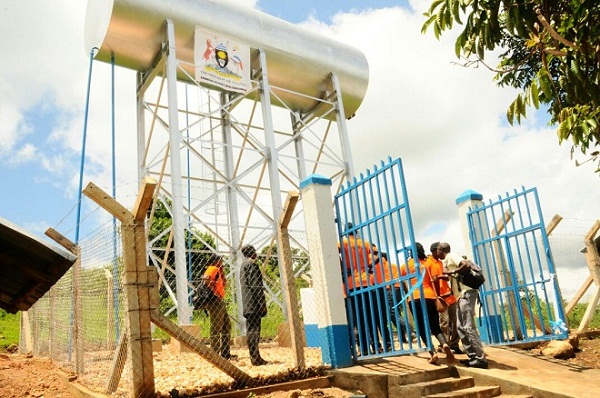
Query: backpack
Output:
[[192, 275, 218, 309], [457, 260, 485, 289]]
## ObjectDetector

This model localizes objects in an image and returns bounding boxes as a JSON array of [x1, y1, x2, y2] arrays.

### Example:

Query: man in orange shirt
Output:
[[370, 249, 394, 352], [398, 242, 455, 364], [423, 242, 456, 363], [338, 224, 375, 355], [381, 252, 409, 343], [202, 254, 235, 360]]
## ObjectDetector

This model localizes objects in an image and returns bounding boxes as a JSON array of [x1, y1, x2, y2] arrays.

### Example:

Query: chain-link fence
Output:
[[21, 201, 325, 397]]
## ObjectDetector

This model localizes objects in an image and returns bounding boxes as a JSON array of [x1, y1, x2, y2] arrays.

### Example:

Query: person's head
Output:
[[241, 244, 257, 259], [346, 222, 354, 236], [371, 245, 379, 262], [208, 253, 223, 267], [415, 242, 426, 261], [439, 242, 451, 255], [430, 241, 440, 259]]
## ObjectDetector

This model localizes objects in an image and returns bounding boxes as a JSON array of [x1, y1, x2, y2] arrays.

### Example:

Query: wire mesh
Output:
[[21, 207, 326, 397]]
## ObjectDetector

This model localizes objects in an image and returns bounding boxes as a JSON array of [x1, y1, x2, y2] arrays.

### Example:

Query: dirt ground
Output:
[[1, 337, 599, 398]]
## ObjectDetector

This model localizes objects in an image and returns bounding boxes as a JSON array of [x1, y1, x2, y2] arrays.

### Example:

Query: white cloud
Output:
[[2, 0, 598, 302], [296, 4, 600, 300], [9, 143, 37, 165]]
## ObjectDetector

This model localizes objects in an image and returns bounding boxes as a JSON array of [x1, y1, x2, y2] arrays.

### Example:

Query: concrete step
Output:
[[401, 376, 475, 396], [497, 395, 533, 398], [425, 385, 501, 398], [396, 366, 457, 385]]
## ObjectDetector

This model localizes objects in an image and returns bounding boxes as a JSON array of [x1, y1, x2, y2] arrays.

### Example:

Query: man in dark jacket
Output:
[[240, 245, 268, 365]]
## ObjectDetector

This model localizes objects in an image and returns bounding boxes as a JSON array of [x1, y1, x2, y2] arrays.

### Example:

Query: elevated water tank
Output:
[[85, 0, 369, 118]]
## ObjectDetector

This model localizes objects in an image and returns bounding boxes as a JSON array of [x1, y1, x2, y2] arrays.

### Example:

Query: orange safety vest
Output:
[[399, 258, 435, 300], [338, 235, 373, 290], [204, 265, 226, 299], [426, 256, 457, 305]]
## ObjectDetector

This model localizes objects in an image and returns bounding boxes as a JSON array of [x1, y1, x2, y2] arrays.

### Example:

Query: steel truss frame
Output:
[[137, 20, 355, 326]]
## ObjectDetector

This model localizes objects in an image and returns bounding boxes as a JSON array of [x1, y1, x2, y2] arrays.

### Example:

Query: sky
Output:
[[1, 0, 599, 301]]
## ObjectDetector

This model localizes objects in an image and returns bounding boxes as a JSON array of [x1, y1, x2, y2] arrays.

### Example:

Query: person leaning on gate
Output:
[[437, 242, 462, 354], [202, 254, 236, 360], [240, 244, 268, 366], [378, 252, 409, 344], [400, 242, 454, 364], [338, 223, 376, 356], [445, 258, 489, 369], [423, 242, 456, 363], [369, 248, 394, 352]]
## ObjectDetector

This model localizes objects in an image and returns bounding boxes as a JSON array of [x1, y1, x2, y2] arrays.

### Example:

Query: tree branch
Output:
[[535, 9, 579, 51]]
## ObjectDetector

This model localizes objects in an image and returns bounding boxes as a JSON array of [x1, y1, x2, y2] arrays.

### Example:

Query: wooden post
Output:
[[105, 327, 129, 394], [105, 269, 115, 349], [21, 311, 33, 353], [73, 249, 84, 374], [565, 276, 593, 315], [583, 220, 600, 285], [45, 229, 83, 373], [84, 178, 252, 394], [576, 220, 600, 333], [277, 191, 305, 370], [83, 179, 156, 398]]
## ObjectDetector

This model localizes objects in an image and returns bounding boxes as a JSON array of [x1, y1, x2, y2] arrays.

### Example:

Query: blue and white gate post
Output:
[[300, 174, 352, 368], [456, 189, 503, 343], [456, 189, 484, 261]]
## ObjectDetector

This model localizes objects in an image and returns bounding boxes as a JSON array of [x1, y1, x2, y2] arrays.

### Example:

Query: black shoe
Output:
[[222, 354, 238, 360], [468, 359, 488, 369], [451, 346, 463, 354], [251, 358, 268, 366], [460, 358, 473, 366]]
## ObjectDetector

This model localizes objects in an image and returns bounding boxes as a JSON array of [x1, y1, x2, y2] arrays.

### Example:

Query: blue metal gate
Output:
[[334, 157, 432, 361], [467, 187, 568, 345]]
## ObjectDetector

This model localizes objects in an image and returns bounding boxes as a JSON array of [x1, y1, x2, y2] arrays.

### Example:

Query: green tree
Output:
[[148, 199, 217, 304], [258, 244, 310, 286], [422, 0, 600, 172]]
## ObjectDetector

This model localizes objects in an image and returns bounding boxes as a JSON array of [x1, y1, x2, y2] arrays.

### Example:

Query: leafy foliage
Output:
[[422, 0, 600, 172], [258, 244, 311, 290], [148, 198, 217, 304], [568, 302, 600, 329]]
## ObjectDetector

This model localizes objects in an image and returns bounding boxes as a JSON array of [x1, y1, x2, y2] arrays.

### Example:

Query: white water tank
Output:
[[85, 0, 369, 118]]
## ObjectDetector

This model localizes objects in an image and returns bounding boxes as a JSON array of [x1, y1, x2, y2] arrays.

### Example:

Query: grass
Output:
[[2, 302, 598, 351], [152, 303, 285, 342], [0, 310, 20, 350], [567, 303, 600, 329]]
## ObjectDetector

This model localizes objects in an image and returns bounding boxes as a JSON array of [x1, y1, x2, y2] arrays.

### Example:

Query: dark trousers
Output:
[[349, 288, 393, 355], [348, 291, 370, 355], [409, 298, 447, 353], [372, 287, 393, 352], [206, 298, 231, 357], [245, 315, 263, 362]]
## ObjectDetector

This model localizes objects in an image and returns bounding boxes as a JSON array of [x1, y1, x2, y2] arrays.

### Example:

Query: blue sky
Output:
[[258, 0, 411, 22], [1, 0, 599, 299]]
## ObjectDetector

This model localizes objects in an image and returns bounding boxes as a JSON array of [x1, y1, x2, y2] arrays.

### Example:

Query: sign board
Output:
[[195, 28, 252, 94]]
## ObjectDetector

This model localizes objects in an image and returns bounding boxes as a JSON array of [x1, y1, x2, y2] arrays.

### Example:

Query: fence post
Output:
[[455, 190, 483, 261], [576, 220, 600, 333], [45, 228, 82, 371], [83, 179, 157, 397], [300, 174, 352, 368], [277, 191, 305, 369]]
